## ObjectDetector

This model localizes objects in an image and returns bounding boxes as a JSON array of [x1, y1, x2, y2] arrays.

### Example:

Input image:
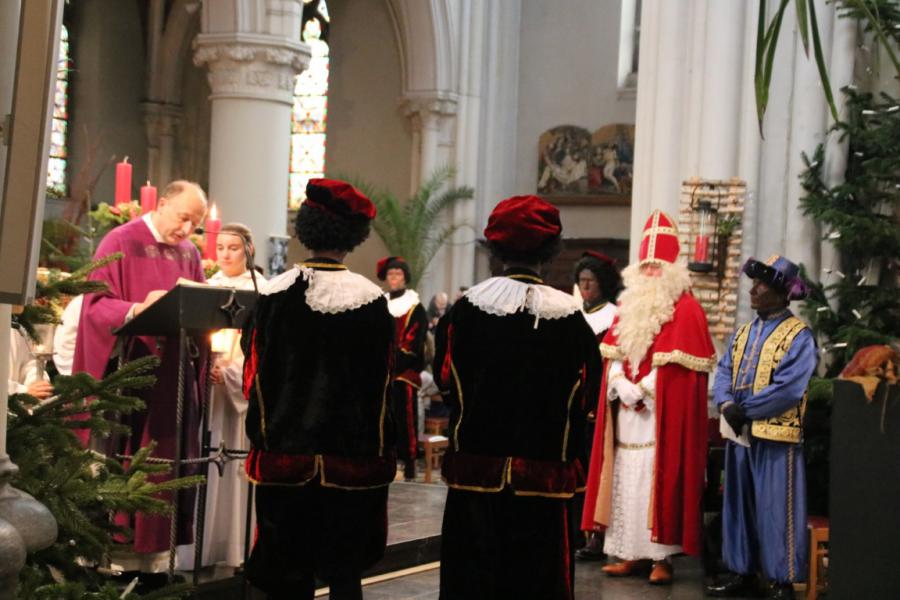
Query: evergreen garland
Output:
[[8, 256, 201, 599]]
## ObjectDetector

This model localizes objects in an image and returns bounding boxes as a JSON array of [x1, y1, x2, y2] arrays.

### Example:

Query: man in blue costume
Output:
[[706, 255, 818, 600]]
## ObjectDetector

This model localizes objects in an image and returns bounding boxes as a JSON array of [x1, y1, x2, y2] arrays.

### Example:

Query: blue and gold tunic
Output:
[[713, 309, 817, 583]]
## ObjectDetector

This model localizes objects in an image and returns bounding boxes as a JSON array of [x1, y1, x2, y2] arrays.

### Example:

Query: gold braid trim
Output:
[[651, 350, 717, 372], [787, 445, 796, 582], [599, 343, 623, 360], [749, 317, 809, 443], [730, 323, 752, 390], [450, 359, 464, 452]]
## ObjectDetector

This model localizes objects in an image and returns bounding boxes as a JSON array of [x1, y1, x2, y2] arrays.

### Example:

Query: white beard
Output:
[[614, 262, 692, 376]]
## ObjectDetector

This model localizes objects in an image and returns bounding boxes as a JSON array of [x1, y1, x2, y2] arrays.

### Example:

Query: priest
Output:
[[376, 255, 428, 480], [73, 180, 208, 572], [581, 209, 716, 585]]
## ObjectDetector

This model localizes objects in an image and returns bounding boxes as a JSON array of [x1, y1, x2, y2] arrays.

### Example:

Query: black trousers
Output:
[[246, 480, 388, 598], [391, 380, 419, 461], [439, 487, 575, 600]]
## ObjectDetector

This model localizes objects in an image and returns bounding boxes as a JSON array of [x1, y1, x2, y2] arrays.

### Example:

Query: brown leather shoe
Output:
[[601, 559, 651, 577], [648, 560, 673, 585]]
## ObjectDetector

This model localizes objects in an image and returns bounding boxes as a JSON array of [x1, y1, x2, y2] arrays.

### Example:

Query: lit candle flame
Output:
[[210, 204, 218, 220]]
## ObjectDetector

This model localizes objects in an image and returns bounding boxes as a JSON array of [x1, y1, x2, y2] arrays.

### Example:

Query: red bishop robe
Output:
[[580, 291, 715, 557]]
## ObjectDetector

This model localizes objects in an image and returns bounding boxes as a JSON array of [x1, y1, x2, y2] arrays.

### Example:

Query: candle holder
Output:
[[687, 186, 720, 274]]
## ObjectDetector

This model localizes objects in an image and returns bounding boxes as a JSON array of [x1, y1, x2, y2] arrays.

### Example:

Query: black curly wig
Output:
[[294, 203, 371, 252], [486, 236, 563, 266], [574, 255, 623, 302]]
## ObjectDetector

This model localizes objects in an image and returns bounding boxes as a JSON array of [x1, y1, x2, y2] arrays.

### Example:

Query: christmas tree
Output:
[[9, 258, 201, 599]]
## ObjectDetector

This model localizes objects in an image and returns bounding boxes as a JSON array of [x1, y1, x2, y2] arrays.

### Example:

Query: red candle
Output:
[[115, 157, 132, 206], [693, 234, 710, 263], [140, 181, 157, 214], [204, 205, 222, 260]]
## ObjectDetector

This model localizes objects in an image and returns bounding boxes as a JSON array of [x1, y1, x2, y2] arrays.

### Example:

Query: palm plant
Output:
[[754, 0, 900, 134], [351, 166, 474, 288]]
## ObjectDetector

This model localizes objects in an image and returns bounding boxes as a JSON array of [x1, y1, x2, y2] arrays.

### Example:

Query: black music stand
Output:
[[114, 284, 257, 581]]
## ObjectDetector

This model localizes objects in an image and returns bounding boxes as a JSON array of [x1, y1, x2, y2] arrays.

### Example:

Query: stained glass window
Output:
[[289, 1, 330, 209], [47, 24, 70, 197]]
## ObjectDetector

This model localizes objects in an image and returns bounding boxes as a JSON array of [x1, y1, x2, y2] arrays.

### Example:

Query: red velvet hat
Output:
[[484, 195, 562, 252], [638, 209, 680, 265], [376, 256, 410, 281], [582, 250, 616, 266], [305, 178, 376, 220]]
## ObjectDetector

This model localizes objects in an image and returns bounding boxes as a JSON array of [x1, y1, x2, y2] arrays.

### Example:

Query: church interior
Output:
[[1, 0, 899, 599]]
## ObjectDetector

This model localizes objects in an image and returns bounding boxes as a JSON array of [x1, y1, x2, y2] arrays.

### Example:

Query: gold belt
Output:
[[615, 440, 656, 450]]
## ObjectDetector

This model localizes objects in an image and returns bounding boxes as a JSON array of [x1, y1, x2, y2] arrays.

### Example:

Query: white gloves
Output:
[[608, 362, 658, 412]]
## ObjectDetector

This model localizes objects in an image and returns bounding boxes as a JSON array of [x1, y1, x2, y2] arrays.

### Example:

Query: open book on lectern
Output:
[[113, 283, 258, 338]]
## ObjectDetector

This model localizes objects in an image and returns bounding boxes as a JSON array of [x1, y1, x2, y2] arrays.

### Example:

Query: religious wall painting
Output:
[[537, 123, 634, 206]]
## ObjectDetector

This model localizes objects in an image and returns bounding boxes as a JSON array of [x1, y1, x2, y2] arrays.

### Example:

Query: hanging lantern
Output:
[[688, 198, 718, 273]]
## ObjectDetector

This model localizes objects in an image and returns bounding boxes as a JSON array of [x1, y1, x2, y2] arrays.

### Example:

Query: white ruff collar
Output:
[[466, 277, 580, 323], [385, 289, 420, 318], [261, 266, 383, 314], [582, 302, 618, 336]]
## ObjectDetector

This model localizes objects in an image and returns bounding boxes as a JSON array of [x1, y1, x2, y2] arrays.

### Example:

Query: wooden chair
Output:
[[424, 415, 450, 435], [418, 433, 449, 483], [807, 515, 829, 599]]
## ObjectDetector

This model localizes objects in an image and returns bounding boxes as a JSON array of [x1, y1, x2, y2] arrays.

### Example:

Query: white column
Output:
[[194, 34, 310, 270]]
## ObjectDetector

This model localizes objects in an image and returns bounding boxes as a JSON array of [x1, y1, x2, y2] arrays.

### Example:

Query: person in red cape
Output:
[[580, 209, 715, 585]]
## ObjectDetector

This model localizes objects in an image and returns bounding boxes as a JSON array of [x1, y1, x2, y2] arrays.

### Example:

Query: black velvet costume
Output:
[[242, 259, 395, 596], [433, 268, 601, 600], [387, 290, 428, 464]]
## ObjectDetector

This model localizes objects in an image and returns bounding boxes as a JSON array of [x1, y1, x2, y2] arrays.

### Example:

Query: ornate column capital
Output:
[[193, 33, 311, 105], [400, 91, 459, 124]]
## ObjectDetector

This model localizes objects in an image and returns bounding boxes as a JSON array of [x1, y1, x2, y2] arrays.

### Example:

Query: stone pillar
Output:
[[142, 101, 182, 186], [193, 33, 310, 270], [400, 92, 457, 298]]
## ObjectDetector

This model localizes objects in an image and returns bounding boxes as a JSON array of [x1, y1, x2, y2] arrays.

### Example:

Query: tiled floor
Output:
[[386, 480, 446, 545], [328, 556, 762, 599]]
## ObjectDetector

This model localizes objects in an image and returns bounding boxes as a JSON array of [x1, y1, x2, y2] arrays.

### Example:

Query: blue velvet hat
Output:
[[742, 254, 809, 300]]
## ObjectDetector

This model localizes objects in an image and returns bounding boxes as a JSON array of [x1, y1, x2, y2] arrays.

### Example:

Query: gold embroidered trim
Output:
[[298, 261, 347, 270], [450, 359, 464, 452], [378, 372, 390, 456], [651, 350, 717, 372], [730, 323, 752, 391], [254, 374, 268, 449], [585, 301, 608, 314], [638, 379, 655, 400], [507, 273, 544, 284], [616, 440, 656, 450], [599, 343, 623, 360], [560, 376, 583, 461], [749, 317, 808, 443], [395, 376, 421, 390], [787, 444, 796, 582]]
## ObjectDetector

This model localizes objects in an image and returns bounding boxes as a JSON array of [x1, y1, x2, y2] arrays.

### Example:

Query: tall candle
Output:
[[140, 181, 157, 214], [204, 205, 221, 260], [115, 157, 132, 206]]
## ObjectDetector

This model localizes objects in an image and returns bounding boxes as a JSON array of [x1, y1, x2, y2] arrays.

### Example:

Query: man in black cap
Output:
[[434, 195, 601, 599], [706, 255, 817, 600], [376, 255, 428, 480], [242, 179, 395, 600]]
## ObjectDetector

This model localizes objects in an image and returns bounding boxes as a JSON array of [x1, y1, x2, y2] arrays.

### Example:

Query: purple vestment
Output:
[[73, 217, 205, 554]]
